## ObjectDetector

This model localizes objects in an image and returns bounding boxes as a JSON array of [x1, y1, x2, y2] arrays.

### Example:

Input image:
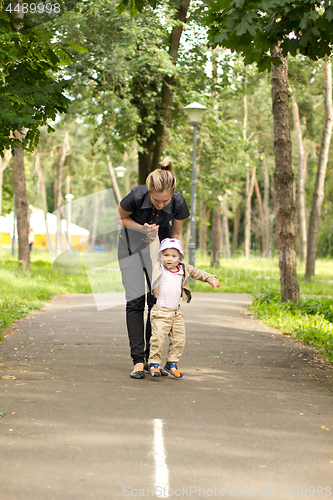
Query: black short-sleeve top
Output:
[[120, 185, 190, 245]]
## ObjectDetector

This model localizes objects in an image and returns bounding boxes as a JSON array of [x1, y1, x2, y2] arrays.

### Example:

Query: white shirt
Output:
[[156, 264, 184, 310]]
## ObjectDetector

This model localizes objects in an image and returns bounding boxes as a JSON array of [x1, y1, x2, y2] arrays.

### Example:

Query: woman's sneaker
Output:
[[164, 362, 183, 378]]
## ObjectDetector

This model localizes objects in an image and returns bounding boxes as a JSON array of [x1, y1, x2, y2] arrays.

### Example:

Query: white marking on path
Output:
[[153, 419, 169, 498]]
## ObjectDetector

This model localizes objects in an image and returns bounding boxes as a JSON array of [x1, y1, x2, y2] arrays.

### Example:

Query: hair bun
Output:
[[159, 156, 173, 172]]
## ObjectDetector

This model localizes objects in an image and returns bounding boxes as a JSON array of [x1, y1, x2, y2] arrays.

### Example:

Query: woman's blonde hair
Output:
[[146, 157, 176, 194]]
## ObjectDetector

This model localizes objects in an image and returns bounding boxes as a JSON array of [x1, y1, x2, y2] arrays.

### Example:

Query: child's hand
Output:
[[210, 278, 220, 290], [144, 223, 159, 240]]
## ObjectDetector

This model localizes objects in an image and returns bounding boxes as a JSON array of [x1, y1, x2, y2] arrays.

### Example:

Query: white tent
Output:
[[0, 209, 90, 250], [30, 209, 90, 237]]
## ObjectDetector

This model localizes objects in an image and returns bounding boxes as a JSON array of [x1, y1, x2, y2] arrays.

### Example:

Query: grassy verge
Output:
[[0, 249, 92, 339], [249, 287, 333, 362]]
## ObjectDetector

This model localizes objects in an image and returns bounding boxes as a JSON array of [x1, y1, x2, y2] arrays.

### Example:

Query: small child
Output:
[[148, 237, 220, 378]]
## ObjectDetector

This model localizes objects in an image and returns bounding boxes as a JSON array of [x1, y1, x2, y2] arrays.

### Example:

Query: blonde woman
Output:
[[116, 158, 189, 379]]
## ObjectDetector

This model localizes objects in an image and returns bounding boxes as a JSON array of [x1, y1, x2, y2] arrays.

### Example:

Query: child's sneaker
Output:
[[150, 363, 161, 377], [164, 362, 183, 378]]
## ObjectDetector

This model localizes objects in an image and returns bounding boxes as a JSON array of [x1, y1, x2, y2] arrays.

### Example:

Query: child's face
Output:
[[162, 248, 181, 271]]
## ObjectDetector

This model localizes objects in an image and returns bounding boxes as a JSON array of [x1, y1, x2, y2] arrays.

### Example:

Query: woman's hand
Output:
[[144, 223, 159, 240]]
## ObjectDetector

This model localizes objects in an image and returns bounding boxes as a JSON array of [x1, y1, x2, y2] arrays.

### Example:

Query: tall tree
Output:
[[12, 133, 30, 271], [206, 0, 333, 301], [305, 59, 333, 279], [271, 48, 299, 302], [35, 151, 52, 251], [262, 151, 270, 256], [64, 0, 192, 183], [55, 132, 70, 252], [290, 92, 308, 262]]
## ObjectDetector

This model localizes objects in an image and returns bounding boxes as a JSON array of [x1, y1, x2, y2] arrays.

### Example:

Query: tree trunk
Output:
[[262, 152, 270, 257], [199, 201, 210, 254], [90, 188, 99, 251], [271, 48, 299, 302], [65, 174, 71, 196], [56, 132, 69, 252], [270, 182, 278, 253], [232, 204, 240, 256], [35, 151, 52, 251], [244, 166, 256, 259], [12, 132, 30, 272], [305, 59, 333, 280], [291, 93, 307, 262], [107, 155, 121, 205], [222, 197, 230, 258], [211, 206, 222, 266], [184, 221, 190, 259], [254, 173, 264, 255]]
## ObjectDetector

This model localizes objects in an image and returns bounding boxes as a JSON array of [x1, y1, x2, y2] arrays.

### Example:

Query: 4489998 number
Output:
[[6, 2, 61, 14], [277, 486, 331, 496]]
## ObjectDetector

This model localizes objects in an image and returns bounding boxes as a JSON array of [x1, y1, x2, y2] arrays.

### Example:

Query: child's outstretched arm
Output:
[[186, 265, 219, 289]]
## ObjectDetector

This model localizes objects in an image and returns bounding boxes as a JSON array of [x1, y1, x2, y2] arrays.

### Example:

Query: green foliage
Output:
[[250, 285, 333, 360], [1, 161, 14, 215], [206, 0, 333, 72], [0, 253, 92, 339], [117, 0, 157, 17], [58, 0, 174, 152], [0, 18, 72, 154]]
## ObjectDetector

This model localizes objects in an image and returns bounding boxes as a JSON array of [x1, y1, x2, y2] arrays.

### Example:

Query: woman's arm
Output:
[[115, 205, 159, 239], [171, 218, 185, 246], [115, 205, 144, 233]]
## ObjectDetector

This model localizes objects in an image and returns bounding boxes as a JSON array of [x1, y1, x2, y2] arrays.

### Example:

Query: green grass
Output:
[[1, 248, 333, 358], [0, 249, 93, 337], [191, 251, 333, 296], [249, 287, 333, 362]]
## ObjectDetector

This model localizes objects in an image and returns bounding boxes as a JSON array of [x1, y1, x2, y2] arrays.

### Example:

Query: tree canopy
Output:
[[206, 0, 333, 71], [0, 12, 79, 154]]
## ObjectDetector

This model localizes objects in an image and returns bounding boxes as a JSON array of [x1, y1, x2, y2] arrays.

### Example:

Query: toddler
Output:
[[148, 238, 220, 378]]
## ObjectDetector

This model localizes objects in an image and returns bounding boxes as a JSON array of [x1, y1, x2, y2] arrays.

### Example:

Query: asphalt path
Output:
[[0, 293, 332, 500]]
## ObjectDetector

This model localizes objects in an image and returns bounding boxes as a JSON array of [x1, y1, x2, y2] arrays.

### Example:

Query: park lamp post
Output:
[[65, 193, 74, 250], [184, 102, 207, 267]]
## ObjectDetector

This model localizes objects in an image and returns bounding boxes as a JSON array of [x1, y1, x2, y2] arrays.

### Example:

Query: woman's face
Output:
[[149, 191, 173, 211]]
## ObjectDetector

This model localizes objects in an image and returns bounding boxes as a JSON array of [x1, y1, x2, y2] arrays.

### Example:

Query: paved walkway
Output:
[[0, 293, 332, 500]]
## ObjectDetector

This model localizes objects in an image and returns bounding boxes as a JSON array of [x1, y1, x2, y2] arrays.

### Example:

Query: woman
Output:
[[116, 158, 190, 379]]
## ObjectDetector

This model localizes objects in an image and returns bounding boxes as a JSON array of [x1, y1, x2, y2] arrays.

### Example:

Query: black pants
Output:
[[118, 237, 156, 365]]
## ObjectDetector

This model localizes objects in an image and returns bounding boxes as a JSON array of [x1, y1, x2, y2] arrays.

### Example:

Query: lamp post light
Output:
[[65, 193, 74, 250], [115, 166, 126, 178], [184, 102, 207, 267]]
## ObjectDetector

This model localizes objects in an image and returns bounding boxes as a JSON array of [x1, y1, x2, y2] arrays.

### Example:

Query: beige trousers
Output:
[[148, 304, 186, 364]]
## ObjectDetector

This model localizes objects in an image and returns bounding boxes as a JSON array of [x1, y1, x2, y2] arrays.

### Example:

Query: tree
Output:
[[206, 0, 333, 302], [61, 0, 194, 183], [290, 91, 307, 262], [0, 19, 72, 154], [12, 133, 30, 271], [34, 150, 52, 250], [271, 47, 299, 302], [305, 59, 333, 279]]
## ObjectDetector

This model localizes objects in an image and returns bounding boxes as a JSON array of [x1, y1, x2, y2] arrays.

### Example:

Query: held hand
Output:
[[210, 278, 220, 290], [144, 223, 159, 240]]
